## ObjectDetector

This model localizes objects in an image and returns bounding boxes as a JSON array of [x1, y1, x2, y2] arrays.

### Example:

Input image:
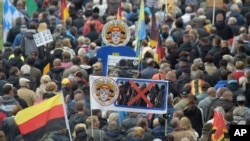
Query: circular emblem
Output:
[[102, 20, 131, 47], [91, 77, 119, 106]]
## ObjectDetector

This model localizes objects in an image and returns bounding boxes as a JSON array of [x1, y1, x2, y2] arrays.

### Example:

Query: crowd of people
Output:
[[1, 0, 250, 141]]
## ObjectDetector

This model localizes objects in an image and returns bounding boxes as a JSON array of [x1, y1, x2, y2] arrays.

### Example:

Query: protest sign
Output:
[[96, 46, 136, 76], [33, 29, 53, 47], [90, 76, 168, 114], [107, 55, 139, 78]]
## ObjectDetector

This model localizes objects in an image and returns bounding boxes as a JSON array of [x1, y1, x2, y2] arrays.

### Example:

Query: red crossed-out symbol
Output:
[[127, 80, 155, 108]]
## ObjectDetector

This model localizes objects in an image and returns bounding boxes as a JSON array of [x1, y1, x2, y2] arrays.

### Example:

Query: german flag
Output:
[[14, 94, 66, 141], [211, 110, 230, 141], [117, 0, 122, 20], [154, 33, 165, 64], [149, 9, 158, 48], [61, 0, 69, 21]]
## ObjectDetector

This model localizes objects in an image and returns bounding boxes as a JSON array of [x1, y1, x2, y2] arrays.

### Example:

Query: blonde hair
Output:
[[86, 116, 98, 128], [78, 36, 85, 44], [189, 29, 199, 41], [180, 117, 193, 130], [40, 75, 51, 84], [46, 81, 57, 92], [133, 127, 145, 138], [72, 123, 86, 139], [108, 112, 119, 123], [62, 38, 72, 48]]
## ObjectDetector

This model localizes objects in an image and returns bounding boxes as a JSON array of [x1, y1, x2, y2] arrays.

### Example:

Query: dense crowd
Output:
[[1, 0, 250, 141]]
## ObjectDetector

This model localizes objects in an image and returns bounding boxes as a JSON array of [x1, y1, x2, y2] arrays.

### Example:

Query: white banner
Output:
[[33, 29, 53, 47], [90, 76, 169, 114]]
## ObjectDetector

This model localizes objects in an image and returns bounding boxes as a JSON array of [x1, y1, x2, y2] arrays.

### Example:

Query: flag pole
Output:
[[91, 108, 94, 138], [61, 93, 73, 141], [212, 0, 216, 25]]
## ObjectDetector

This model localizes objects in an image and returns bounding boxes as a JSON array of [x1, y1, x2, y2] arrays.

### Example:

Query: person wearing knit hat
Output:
[[233, 95, 250, 121], [61, 78, 72, 98]]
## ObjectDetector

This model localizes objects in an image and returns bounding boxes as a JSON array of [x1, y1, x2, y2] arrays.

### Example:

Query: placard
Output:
[[107, 55, 139, 78], [101, 20, 131, 47], [206, 0, 223, 8], [33, 29, 53, 47], [96, 46, 136, 76], [147, 0, 159, 8], [90, 76, 168, 114]]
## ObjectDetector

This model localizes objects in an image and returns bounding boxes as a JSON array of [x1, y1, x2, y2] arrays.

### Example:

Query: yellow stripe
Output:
[[43, 63, 50, 75], [198, 80, 202, 94], [15, 94, 63, 125], [154, 54, 159, 63], [63, 8, 69, 21], [190, 81, 195, 95], [150, 40, 157, 48]]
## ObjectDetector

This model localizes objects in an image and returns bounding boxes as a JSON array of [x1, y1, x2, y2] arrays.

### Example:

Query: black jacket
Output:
[[184, 106, 203, 137], [2, 117, 20, 141], [208, 98, 235, 120], [69, 113, 88, 132], [101, 131, 127, 141], [5, 57, 24, 70], [7, 75, 20, 89]]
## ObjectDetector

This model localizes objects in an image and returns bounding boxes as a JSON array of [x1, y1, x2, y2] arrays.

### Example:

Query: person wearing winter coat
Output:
[[101, 121, 127, 141]]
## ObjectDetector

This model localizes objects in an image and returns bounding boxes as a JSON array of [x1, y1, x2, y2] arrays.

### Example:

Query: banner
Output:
[[90, 76, 168, 114], [33, 29, 53, 47], [107, 55, 139, 78]]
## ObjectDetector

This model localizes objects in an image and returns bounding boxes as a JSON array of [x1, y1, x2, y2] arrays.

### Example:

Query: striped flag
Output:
[[61, 0, 69, 21], [149, 9, 158, 48], [3, 0, 24, 43], [211, 110, 229, 141], [154, 33, 165, 63], [26, 0, 38, 17], [14, 94, 67, 141], [135, 0, 146, 57], [117, 0, 122, 20]]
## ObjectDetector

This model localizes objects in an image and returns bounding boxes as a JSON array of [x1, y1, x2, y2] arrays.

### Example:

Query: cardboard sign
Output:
[[107, 55, 139, 78], [90, 76, 168, 114], [206, 0, 223, 8], [33, 29, 53, 47]]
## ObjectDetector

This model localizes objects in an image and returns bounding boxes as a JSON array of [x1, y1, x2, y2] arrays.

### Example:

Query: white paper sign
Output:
[[90, 76, 168, 114], [146, 0, 159, 8], [33, 29, 53, 47], [107, 55, 139, 78]]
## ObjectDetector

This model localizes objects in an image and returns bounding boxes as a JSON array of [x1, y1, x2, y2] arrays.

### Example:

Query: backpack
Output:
[[23, 36, 38, 57], [49, 71, 63, 90]]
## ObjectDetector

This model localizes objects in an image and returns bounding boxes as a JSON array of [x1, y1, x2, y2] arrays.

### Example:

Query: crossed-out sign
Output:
[[127, 80, 156, 108]]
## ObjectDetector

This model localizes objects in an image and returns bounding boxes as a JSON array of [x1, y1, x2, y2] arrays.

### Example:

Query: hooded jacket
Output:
[[20, 30, 38, 57], [101, 131, 127, 141], [227, 80, 244, 104], [184, 106, 203, 137], [0, 95, 19, 115], [5, 57, 24, 71], [69, 113, 88, 131], [48, 67, 65, 90]]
